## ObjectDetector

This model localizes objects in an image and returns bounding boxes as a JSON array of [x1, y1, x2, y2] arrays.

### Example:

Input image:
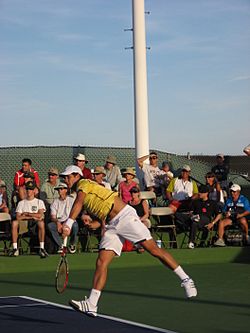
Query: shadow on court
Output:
[[0, 297, 173, 333]]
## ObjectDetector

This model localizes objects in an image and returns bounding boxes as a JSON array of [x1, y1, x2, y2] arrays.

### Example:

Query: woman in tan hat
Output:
[[118, 167, 139, 204]]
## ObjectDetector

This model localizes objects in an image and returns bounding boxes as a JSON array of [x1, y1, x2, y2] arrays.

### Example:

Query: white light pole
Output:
[[132, 0, 150, 164]]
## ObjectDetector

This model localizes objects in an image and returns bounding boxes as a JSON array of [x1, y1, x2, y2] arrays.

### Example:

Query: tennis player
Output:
[[61, 165, 197, 317]]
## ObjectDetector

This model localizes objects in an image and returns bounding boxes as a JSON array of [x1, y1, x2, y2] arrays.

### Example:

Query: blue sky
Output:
[[1, 0, 249, 155]]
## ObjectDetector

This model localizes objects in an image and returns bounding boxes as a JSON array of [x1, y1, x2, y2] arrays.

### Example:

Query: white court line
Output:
[[20, 296, 178, 333]]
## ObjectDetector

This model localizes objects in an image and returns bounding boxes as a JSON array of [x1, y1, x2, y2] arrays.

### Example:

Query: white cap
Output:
[[60, 165, 83, 177], [230, 184, 241, 192], [74, 153, 88, 162], [182, 165, 191, 172]]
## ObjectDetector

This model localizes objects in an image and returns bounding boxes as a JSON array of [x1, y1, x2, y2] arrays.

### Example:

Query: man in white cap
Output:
[[60, 165, 197, 317], [214, 184, 250, 246], [74, 153, 92, 180]]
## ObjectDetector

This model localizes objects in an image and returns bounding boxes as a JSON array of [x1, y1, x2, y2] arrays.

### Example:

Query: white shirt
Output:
[[142, 163, 162, 188], [50, 196, 75, 223], [16, 198, 46, 214], [172, 178, 194, 201]]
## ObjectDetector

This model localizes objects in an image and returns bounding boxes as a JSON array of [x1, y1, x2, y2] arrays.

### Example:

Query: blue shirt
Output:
[[223, 194, 250, 214]]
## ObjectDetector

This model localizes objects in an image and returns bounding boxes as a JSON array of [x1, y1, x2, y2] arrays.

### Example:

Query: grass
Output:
[[0, 247, 250, 333]]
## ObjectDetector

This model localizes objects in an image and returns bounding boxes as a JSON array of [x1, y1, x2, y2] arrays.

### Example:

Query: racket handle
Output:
[[63, 236, 68, 247]]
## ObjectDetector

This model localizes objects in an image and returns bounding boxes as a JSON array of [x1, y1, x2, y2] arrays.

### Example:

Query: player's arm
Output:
[[62, 191, 85, 237]]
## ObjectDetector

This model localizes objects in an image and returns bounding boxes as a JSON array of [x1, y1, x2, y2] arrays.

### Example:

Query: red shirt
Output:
[[82, 167, 93, 180], [14, 168, 40, 188]]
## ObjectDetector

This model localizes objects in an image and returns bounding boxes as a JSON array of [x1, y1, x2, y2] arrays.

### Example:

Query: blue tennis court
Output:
[[0, 296, 176, 333]]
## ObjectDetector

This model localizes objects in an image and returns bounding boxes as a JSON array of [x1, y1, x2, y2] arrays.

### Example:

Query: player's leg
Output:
[[69, 230, 122, 316], [141, 238, 197, 298]]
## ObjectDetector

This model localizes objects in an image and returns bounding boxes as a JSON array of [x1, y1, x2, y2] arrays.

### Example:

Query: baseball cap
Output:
[[60, 165, 83, 177], [48, 167, 59, 175], [182, 165, 191, 172], [216, 153, 224, 159], [74, 153, 88, 163], [92, 166, 106, 175], [199, 185, 209, 193], [55, 182, 68, 190], [23, 171, 35, 179], [230, 184, 241, 192], [25, 181, 36, 190]]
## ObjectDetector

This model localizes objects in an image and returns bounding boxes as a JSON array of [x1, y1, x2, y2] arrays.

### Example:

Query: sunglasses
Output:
[[49, 173, 57, 176], [150, 156, 157, 160], [206, 176, 214, 178]]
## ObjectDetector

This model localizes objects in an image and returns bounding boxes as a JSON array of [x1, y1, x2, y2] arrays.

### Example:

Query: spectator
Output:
[[137, 151, 162, 191], [8, 181, 48, 258], [0, 180, 9, 213], [104, 155, 122, 191], [40, 168, 60, 217], [243, 144, 250, 156], [48, 182, 78, 254], [92, 166, 111, 190], [15, 171, 39, 203], [166, 165, 199, 213], [205, 172, 224, 207], [13, 158, 40, 190], [74, 153, 92, 180], [213, 184, 250, 246], [155, 161, 174, 206], [211, 154, 229, 191], [129, 186, 151, 228], [119, 168, 139, 204], [188, 185, 222, 249]]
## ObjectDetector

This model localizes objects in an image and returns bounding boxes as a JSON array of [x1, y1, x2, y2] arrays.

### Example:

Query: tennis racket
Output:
[[55, 237, 69, 294]]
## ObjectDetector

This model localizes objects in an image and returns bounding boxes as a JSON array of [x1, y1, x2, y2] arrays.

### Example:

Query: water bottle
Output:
[[156, 240, 162, 248]]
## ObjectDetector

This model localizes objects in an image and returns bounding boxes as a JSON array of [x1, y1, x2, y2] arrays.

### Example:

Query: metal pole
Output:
[[132, 0, 150, 163]]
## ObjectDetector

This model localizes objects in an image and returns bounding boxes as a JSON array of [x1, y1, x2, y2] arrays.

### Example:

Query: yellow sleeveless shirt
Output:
[[77, 179, 118, 220]]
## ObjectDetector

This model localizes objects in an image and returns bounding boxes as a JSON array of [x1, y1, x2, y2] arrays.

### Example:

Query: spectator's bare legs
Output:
[[217, 218, 231, 239], [238, 217, 249, 236], [11, 220, 19, 244], [37, 220, 45, 243]]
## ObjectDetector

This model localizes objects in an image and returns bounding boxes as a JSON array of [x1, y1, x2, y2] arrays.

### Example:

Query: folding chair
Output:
[[139, 191, 156, 208], [0, 213, 11, 255], [151, 207, 178, 248]]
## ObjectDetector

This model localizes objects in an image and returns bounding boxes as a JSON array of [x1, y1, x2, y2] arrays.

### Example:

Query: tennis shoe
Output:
[[188, 242, 194, 249], [9, 248, 19, 257], [181, 278, 197, 298], [39, 248, 49, 259], [68, 245, 76, 254], [69, 297, 97, 317], [214, 238, 226, 247]]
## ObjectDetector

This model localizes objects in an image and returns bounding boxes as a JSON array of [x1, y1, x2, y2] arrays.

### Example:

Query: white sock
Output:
[[40, 242, 44, 249], [89, 289, 101, 307], [174, 266, 189, 281], [13, 242, 18, 250]]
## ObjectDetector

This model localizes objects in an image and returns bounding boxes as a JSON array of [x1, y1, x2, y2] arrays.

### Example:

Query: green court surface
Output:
[[0, 247, 250, 333]]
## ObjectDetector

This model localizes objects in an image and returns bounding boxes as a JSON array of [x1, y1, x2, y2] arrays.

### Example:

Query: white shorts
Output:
[[99, 205, 152, 256]]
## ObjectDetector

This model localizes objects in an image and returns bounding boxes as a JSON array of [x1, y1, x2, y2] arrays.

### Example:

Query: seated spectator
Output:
[[79, 212, 102, 252], [104, 155, 122, 191], [92, 166, 111, 190], [74, 153, 92, 180], [40, 168, 60, 219], [137, 151, 162, 192], [213, 184, 250, 246], [0, 180, 9, 213], [119, 168, 139, 204], [48, 182, 78, 254], [154, 161, 174, 206], [211, 154, 229, 191], [128, 187, 151, 228], [188, 185, 222, 249], [12, 159, 40, 207], [166, 165, 199, 213], [243, 144, 250, 156], [8, 181, 48, 258], [205, 172, 224, 207]]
